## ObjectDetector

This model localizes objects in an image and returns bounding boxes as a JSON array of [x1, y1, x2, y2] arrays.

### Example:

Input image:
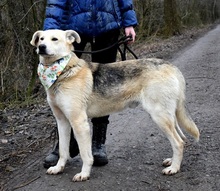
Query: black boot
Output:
[[43, 130, 79, 169], [92, 123, 108, 166], [43, 141, 59, 169]]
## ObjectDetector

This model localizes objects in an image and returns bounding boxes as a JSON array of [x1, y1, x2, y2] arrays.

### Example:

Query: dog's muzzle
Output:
[[38, 44, 47, 55]]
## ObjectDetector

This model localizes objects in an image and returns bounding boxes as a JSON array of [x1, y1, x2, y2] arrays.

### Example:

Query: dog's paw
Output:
[[72, 172, 90, 182], [162, 158, 172, 167], [46, 166, 64, 175], [162, 166, 179, 175]]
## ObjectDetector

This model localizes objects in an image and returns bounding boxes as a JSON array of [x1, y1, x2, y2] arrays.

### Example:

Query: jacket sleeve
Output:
[[43, 0, 68, 30], [118, 0, 138, 27]]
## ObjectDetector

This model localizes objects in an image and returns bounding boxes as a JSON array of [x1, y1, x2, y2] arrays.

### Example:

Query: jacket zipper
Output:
[[112, 0, 121, 27], [92, 0, 96, 41]]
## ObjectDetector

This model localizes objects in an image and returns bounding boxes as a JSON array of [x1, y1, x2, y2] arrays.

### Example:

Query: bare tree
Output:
[[0, 0, 16, 99], [0, 0, 45, 105], [134, 0, 164, 38], [163, 0, 181, 36]]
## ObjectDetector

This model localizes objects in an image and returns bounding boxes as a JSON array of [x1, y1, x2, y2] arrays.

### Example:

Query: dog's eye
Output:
[[40, 37, 44, 41], [52, 38, 58, 41]]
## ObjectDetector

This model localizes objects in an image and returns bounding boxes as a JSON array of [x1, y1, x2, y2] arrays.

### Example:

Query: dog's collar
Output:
[[38, 54, 72, 89]]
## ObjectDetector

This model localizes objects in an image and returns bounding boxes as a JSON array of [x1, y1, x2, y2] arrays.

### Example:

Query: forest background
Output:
[[0, 0, 219, 107]]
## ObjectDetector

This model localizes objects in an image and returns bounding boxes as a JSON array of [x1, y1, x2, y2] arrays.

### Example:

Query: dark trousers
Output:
[[73, 29, 120, 126]]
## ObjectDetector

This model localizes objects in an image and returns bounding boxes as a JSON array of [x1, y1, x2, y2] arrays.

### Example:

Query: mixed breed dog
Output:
[[30, 29, 200, 182]]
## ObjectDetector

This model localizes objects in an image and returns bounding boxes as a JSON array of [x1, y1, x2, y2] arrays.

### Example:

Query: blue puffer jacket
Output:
[[43, 0, 137, 37]]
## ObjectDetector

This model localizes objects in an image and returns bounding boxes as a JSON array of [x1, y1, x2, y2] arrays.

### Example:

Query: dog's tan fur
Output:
[[30, 29, 200, 182]]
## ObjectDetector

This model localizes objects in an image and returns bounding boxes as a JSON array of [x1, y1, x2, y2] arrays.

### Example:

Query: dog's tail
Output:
[[176, 101, 199, 141], [176, 75, 200, 142]]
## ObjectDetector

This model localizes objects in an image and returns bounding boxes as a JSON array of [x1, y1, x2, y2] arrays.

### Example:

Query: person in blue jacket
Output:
[[43, 0, 138, 168]]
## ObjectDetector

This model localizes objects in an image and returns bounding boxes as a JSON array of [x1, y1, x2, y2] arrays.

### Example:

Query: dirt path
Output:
[[1, 25, 220, 191]]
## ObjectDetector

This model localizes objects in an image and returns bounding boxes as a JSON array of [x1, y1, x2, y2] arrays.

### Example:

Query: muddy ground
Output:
[[0, 24, 219, 191]]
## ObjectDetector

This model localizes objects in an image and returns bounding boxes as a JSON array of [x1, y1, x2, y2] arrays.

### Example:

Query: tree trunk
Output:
[[0, 0, 15, 97], [163, 0, 181, 37]]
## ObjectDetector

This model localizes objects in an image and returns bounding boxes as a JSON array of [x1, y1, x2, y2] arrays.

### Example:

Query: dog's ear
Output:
[[65, 30, 81, 44], [30, 31, 43, 46]]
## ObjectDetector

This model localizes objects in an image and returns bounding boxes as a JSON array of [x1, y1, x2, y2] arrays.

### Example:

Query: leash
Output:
[[73, 35, 138, 61], [117, 38, 138, 61]]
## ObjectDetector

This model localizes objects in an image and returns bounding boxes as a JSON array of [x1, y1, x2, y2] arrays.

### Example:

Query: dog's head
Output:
[[30, 30, 81, 63]]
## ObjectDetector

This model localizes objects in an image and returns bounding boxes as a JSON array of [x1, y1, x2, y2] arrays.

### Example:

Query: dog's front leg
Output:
[[46, 106, 71, 175], [70, 112, 93, 182]]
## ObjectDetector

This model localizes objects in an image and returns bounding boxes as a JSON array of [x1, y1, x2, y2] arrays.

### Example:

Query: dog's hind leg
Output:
[[69, 111, 93, 182], [142, 97, 184, 175], [175, 120, 187, 142], [153, 112, 184, 175], [46, 106, 71, 175]]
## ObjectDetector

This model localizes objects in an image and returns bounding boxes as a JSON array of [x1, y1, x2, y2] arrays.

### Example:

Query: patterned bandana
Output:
[[38, 54, 71, 89]]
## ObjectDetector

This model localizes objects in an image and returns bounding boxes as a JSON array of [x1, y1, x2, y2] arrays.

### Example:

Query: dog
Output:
[[30, 29, 200, 182]]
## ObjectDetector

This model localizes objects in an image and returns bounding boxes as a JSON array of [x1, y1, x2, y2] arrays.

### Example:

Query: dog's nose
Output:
[[38, 44, 47, 54]]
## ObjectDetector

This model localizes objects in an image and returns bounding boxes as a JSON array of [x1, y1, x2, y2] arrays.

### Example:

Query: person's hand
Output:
[[124, 26, 136, 43]]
